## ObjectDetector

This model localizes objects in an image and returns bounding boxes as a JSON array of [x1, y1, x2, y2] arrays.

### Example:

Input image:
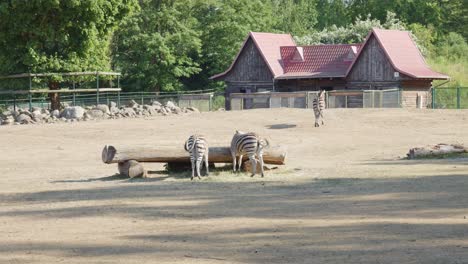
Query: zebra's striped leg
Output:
[[258, 154, 265, 177], [190, 158, 195, 180], [196, 158, 202, 180], [238, 154, 243, 172], [232, 152, 237, 172], [204, 151, 209, 176], [315, 121, 319, 127], [250, 156, 257, 177]]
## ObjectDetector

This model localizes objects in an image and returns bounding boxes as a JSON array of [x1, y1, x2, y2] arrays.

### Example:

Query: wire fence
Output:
[[0, 89, 222, 112], [432, 87, 468, 109], [230, 89, 401, 110]]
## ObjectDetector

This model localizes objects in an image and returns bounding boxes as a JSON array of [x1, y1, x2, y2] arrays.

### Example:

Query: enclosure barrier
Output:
[[432, 87, 468, 109], [0, 90, 216, 112], [230, 89, 402, 110]]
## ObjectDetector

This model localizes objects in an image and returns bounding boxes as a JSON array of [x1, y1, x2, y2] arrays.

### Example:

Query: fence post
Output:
[[457, 87, 461, 109], [117, 91, 121, 107], [432, 88, 435, 109], [28, 93, 32, 111], [96, 73, 100, 106], [141, 91, 144, 105]]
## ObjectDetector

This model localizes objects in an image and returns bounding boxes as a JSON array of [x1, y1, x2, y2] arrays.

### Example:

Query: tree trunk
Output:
[[48, 81, 61, 110], [407, 143, 467, 159], [102, 145, 287, 165]]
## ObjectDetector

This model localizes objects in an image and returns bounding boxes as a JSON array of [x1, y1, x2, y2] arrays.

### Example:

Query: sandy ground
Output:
[[1, 108, 468, 264]]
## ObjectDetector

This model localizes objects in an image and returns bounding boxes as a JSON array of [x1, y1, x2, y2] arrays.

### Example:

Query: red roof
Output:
[[277, 44, 361, 79], [210, 32, 295, 80], [347, 28, 449, 79], [211, 29, 449, 81]]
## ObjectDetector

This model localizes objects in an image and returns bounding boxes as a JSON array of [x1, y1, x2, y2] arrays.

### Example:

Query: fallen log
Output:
[[407, 143, 467, 159], [118, 160, 146, 178], [102, 145, 286, 165]]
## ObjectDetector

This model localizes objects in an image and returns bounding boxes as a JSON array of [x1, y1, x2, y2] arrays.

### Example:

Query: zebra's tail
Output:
[[258, 138, 270, 149], [184, 137, 195, 152]]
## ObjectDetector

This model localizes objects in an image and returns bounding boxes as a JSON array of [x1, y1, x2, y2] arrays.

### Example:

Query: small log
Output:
[[102, 145, 286, 165], [407, 143, 467, 159], [118, 160, 146, 178]]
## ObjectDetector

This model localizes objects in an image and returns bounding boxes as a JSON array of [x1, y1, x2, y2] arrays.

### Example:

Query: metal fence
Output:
[[432, 87, 468, 109], [0, 90, 216, 112], [230, 89, 401, 110]]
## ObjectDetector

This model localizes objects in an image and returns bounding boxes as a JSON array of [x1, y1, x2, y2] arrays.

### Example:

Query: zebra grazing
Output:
[[231, 130, 269, 177], [313, 89, 326, 127], [184, 135, 209, 180]]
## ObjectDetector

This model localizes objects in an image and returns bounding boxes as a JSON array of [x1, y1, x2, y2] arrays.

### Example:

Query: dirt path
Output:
[[1, 108, 468, 263]]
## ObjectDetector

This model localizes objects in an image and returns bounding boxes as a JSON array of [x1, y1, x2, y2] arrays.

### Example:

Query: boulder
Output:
[[2, 116, 15, 125], [16, 113, 32, 124], [61, 106, 85, 119], [165, 101, 176, 109], [86, 109, 105, 119], [51, 109, 60, 118], [32, 110, 43, 122], [186, 107, 200, 113], [152, 100, 162, 106], [109, 101, 117, 108], [128, 100, 139, 108], [121, 107, 136, 117], [95, 104, 110, 114]]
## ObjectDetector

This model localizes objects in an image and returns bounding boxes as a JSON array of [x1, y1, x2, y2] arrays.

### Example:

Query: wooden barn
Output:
[[211, 28, 449, 109]]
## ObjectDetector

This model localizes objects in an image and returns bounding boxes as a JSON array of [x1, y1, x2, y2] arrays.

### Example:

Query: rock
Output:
[[19, 110, 33, 118], [1, 110, 12, 119], [110, 106, 119, 114], [61, 106, 85, 119], [60, 117, 67, 122], [152, 100, 162, 106], [32, 110, 43, 122], [165, 101, 176, 109], [186, 107, 200, 113], [16, 113, 32, 124], [217, 108, 225, 111], [1, 116, 14, 125], [153, 105, 161, 111], [41, 109, 50, 115], [122, 108, 136, 117], [109, 101, 117, 108], [95, 104, 110, 114], [172, 107, 182, 114], [51, 109, 60, 118], [128, 100, 139, 108], [86, 109, 105, 119], [32, 107, 42, 112]]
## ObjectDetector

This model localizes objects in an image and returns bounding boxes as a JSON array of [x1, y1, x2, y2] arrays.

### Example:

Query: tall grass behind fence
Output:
[[432, 87, 468, 109]]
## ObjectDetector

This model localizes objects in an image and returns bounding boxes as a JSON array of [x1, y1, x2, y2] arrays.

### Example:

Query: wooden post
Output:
[[72, 81, 76, 106], [28, 76, 32, 111], [96, 73, 100, 105]]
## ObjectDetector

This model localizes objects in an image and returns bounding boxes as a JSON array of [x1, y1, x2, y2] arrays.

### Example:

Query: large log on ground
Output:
[[407, 143, 467, 159], [102, 145, 286, 165]]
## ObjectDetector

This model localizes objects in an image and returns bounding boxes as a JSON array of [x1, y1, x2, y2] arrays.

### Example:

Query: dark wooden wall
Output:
[[276, 79, 346, 92], [347, 35, 401, 89], [224, 38, 274, 82]]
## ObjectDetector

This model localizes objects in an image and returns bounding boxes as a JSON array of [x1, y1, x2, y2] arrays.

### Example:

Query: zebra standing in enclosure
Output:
[[313, 89, 326, 127], [184, 135, 209, 180], [231, 131, 269, 177]]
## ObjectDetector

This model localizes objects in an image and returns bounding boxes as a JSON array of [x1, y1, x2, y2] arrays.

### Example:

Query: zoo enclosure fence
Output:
[[432, 87, 468, 109], [0, 90, 219, 112], [229, 89, 402, 110]]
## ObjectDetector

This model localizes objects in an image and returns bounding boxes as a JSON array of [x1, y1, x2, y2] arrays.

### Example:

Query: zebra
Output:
[[184, 135, 209, 180], [312, 89, 326, 127], [230, 130, 269, 177]]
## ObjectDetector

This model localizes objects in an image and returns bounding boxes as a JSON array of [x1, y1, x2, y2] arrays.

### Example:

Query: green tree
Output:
[[0, 0, 136, 109], [271, 0, 318, 36], [113, 0, 202, 92], [315, 0, 350, 29], [190, 0, 275, 90]]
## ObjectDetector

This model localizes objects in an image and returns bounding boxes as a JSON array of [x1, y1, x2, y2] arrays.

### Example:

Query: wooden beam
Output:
[[102, 145, 287, 165]]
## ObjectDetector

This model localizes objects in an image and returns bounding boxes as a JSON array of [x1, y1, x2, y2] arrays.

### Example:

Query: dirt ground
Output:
[[1, 108, 468, 264]]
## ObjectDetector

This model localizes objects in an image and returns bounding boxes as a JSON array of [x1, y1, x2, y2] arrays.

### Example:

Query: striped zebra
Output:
[[230, 130, 269, 177], [184, 135, 209, 180], [312, 89, 326, 127]]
